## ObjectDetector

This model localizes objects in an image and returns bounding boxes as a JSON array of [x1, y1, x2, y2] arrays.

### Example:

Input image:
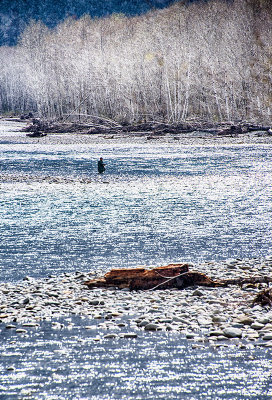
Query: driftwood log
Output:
[[85, 264, 190, 290], [253, 288, 272, 306], [84, 264, 272, 292]]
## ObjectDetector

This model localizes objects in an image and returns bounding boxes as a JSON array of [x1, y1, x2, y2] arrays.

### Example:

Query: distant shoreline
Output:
[[1, 117, 272, 147], [20, 117, 272, 137]]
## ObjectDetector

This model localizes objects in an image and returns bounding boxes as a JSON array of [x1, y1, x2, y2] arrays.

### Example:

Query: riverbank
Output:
[[21, 116, 272, 136], [1, 117, 272, 147], [1, 257, 272, 348], [22, 117, 272, 137]]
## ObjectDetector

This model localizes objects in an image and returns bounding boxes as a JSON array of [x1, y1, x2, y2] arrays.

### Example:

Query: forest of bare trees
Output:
[[0, 0, 271, 124]]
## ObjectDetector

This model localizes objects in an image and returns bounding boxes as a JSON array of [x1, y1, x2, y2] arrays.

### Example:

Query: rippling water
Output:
[[1, 121, 272, 399], [1, 123, 272, 282], [1, 316, 272, 400]]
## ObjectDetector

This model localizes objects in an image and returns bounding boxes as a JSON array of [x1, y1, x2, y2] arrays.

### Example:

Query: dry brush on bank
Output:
[[0, 0, 271, 124]]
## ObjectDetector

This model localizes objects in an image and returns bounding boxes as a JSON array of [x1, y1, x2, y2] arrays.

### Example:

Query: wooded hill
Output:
[[0, 0, 271, 124], [0, 0, 176, 46]]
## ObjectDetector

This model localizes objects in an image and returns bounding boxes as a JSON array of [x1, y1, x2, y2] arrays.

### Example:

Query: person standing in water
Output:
[[98, 157, 106, 174]]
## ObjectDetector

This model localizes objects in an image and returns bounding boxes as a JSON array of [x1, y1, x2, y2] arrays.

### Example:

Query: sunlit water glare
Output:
[[1, 121, 272, 399], [1, 317, 272, 400], [1, 129, 272, 282]]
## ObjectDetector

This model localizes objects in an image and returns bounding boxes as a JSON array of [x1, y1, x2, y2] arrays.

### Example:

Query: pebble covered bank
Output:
[[1, 257, 272, 348]]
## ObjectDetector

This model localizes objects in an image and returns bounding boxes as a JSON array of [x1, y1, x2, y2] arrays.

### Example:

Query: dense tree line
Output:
[[0, 0, 271, 124]]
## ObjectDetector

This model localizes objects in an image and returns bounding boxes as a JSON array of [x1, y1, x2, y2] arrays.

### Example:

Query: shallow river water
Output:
[[1, 121, 272, 399], [1, 123, 272, 282]]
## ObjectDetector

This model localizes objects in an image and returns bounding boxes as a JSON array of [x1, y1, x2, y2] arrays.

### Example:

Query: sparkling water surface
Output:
[[1, 317, 272, 400], [1, 121, 272, 399], [1, 125, 272, 282]]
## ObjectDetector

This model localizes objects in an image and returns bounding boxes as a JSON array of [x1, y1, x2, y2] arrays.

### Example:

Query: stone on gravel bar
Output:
[[209, 330, 224, 337], [251, 322, 265, 330], [15, 328, 28, 334], [236, 316, 254, 325], [123, 333, 138, 338], [144, 323, 159, 331], [138, 320, 149, 327], [104, 333, 118, 339], [22, 322, 38, 327], [192, 289, 205, 296], [262, 333, 272, 340], [223, 327, 242, 338]]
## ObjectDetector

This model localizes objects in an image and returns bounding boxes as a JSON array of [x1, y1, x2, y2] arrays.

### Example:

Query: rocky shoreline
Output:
[[22, 118, 272, 138], [1, 117, 272, 148], [1, 257, 272, 348]]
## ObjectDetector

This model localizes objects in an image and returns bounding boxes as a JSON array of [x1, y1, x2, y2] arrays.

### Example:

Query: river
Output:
[[1, 120, 272, 399]]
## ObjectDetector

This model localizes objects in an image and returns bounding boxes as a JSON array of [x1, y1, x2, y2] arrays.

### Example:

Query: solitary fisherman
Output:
[[98, 157, 106, 174]]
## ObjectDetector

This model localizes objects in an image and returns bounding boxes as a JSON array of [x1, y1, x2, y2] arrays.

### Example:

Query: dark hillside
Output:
[[0, 0, 177, 45]]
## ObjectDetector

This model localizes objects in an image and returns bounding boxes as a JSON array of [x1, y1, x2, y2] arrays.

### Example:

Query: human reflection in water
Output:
[[98, 157, 106, 174]]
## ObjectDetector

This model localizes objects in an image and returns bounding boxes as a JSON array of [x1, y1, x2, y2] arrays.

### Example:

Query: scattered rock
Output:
[[15, 329, 28, 334], [262, 333, 272, 340], [209, 330, 224, 337], [103, 334, 118, 339], [22, 322, 38, 327], [251, 322, 265, 330], [144, 323, 159, 331], [192, 289, 205, 297], [138, 320, 150, 327], [236, 316, 254, 325], [198, 317, 212, 326], [89, 300, 100, 305], [217, 335, 228, 341], [223, 327, 242, 338], [123, 333, 138, 338], [212, 315, 227, 323]]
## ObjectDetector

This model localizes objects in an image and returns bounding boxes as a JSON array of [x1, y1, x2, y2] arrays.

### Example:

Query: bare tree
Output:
[[0, 0, 271, 124]]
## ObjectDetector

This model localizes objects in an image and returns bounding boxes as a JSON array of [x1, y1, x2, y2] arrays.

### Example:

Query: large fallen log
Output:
[[84, 264, 272, 291], [85, 264, 190, 290]]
